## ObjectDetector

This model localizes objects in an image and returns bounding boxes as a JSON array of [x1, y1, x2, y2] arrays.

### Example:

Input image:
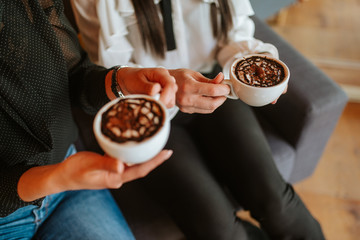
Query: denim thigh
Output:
[[0, 192, 65, 240], [33, 189, 135, 240], [0, 145, 76, 240], [0, 144, 134, 240]]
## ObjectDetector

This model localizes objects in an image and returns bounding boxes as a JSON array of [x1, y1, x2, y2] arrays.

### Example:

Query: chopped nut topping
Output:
[[101, 98, 164, 143], [235, 56, 285, 87]]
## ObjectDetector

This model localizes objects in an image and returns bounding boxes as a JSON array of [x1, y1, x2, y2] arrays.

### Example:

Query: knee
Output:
[[261, 183, 297, 218]]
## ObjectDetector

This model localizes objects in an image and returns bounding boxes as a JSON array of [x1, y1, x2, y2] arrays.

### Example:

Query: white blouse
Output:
[[71, 0, 278, 74]]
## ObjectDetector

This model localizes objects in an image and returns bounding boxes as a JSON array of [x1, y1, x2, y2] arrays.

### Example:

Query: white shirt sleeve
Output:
[[71, 0, 136, 68]]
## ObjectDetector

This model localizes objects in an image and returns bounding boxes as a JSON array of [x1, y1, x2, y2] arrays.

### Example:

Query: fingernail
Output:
[[216, 72, 223, 78], [166, 149, 173, 157]]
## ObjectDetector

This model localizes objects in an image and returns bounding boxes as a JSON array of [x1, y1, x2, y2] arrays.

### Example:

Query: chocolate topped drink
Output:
[[234, 56, 285, 87], [101, 98, 164, 143]]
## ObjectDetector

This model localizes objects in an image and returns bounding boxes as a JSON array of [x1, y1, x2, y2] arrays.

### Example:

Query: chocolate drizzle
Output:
[[234, 56, 285, 87], [101, 98, 164, 143]]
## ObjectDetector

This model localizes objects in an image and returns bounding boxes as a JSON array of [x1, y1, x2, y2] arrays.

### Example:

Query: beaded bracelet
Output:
[[111, 65, 128, 98]]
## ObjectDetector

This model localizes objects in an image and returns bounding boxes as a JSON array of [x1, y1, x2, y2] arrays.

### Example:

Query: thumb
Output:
[[198, 72, 224, 84], [212, 72, 224, 84]]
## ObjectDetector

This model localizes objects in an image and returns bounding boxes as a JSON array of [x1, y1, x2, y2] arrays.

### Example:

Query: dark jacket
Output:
[[0, 0, 110, 217]]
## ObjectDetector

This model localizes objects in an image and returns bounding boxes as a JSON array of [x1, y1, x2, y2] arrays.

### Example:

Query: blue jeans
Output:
[[0, 145, 135, 240]]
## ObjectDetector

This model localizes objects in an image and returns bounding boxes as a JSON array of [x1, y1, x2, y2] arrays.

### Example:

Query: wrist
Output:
[[105, 70, 117, 100], [112, 65, 128, 98], [18, 163, 64, 202], [105, 65, 128, 100]]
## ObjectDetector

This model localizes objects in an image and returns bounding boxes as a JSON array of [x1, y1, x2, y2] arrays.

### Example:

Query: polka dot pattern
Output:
[[0, 0, 108, 217]]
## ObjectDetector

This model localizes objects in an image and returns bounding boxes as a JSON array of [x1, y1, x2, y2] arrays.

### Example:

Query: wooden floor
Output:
[[267, 0, 360, 239], [268, 0, 360, 102]]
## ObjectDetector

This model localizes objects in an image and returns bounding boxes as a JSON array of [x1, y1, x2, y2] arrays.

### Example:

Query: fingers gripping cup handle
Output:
[[223, 79, 239, 100], [153, 93, 179, 120]]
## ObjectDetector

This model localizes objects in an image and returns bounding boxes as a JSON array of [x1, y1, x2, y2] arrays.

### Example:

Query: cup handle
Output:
[[223, 79, 238, 100]]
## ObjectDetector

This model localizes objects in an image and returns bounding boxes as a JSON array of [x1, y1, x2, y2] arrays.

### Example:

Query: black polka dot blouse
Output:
[[0, 0, 110, 217]]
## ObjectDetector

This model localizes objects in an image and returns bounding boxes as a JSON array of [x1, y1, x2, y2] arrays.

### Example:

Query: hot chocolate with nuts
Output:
[[234, 56, 285, 87], [101, 97, 164, 143], [94, 94, 171, 164], [225, 54, 290, 106]]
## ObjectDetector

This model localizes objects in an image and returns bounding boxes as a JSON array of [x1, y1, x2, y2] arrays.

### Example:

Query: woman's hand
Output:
[[116, 67, 178, 109], [57, 150, 172, 190], [18, 150, 172, 202], [168, 69, 230, 114], [271, 85, 288, 104]]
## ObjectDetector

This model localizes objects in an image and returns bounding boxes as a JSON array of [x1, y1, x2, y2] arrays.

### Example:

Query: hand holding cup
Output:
[[93, 94, 171, 165]]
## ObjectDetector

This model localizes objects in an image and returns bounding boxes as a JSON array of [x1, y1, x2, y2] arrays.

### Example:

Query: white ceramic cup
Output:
[[223, 54, 290, 107], [93, 94, 171, 164]]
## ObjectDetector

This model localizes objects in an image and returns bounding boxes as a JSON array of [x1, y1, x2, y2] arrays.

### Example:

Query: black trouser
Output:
[[138, 99, 325, 240]]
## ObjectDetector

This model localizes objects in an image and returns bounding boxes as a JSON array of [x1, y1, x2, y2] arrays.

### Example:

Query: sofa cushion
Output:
[[263, 127, 296, 181]]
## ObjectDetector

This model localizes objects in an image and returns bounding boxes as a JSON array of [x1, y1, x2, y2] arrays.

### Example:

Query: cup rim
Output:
[[230, 54, 290, 89], [93, 94, 169, 148]]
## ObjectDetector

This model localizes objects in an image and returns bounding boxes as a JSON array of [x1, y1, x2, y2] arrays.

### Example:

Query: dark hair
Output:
[[130, 0, 233, 58]]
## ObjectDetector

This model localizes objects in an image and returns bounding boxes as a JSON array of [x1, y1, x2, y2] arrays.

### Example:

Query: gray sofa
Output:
[[65, 1, 348, 239], [251, 16, 348, 183]]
